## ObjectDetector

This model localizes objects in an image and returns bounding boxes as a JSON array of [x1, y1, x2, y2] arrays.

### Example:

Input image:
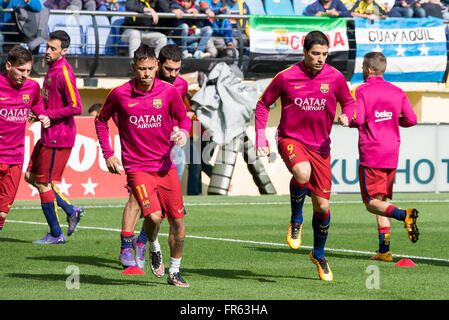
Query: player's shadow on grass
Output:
[[0, 237, 30, 244], [181, 267, 319, 282], [6, 272, 153, 286], [28, 255, 123, 271], [249, 246, 449, 267]]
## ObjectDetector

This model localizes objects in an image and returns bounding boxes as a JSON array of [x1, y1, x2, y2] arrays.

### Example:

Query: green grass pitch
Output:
[[1, 193, 449, 303]]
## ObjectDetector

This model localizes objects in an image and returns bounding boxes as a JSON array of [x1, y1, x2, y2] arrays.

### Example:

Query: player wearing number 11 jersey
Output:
[[255, 31, 355, 281], [95, 44, 191, 287]]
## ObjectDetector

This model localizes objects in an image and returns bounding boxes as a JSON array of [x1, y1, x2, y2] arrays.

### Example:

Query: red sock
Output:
[[385, 205, 395, 217], [0, 217, 6, 231]]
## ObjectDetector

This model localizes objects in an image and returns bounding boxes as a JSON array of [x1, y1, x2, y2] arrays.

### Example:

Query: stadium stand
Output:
[[264, 0, 295, 15], [292, 0, 310, 15], [244, 0, 266, 15]]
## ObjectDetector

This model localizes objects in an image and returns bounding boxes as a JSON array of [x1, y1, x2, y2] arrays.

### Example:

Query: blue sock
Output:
[[386, 205, 406, 221], [42, 201, 62, 237], [378, 227, 391, 253], [137, 226, 148, 245], [52, 184, 74, 216], [290, 179, 308, 224], [121, 231, 134, 250], [312, 211, 330, 259]]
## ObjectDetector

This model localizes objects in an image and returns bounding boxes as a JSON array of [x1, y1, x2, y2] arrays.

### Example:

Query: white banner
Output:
[[330, 124, 449, 193]]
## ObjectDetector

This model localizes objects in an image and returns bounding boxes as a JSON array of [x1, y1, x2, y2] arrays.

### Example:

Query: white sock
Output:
[[149, 238, 160, 252], [169, 257, 182, 274]]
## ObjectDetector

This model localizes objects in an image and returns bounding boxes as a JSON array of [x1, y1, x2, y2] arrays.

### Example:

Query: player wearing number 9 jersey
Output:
[[95, 44, 191, 287], [254, 31, 355, 281]]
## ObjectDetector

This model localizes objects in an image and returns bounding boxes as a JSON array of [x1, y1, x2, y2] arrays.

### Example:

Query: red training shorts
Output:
[[278, 138, 332, 200], [27, 139, 72, 183], [0, 163, 23, 213], [127, 168, 184, 219], [359, 165, 396, 203]]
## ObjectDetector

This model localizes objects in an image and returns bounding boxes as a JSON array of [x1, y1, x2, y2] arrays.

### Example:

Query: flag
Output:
[[249, 16, 349, 55], [351, 17, 447, 83]]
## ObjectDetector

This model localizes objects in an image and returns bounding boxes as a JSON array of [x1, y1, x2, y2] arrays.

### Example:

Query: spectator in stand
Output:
[[43, 0, 99, 10], [121, 0, 169, 58], [393, 0, 426, 17], [170, 0, 213, 59], [203, 0, 237, 58], [97, 0, 126, 11], [420, 0, 447, 18], [0, 0, 42, 54], [351, 0, 401, 19], [226, 0, 250, 55], [304, 0, 351, 16]]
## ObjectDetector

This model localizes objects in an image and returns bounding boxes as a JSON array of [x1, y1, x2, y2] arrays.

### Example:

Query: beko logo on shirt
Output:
[[0, 108, 29, 121], [374, 110, 393, 122], [294, 97, 326, 111], [129, 114, 162, 128]]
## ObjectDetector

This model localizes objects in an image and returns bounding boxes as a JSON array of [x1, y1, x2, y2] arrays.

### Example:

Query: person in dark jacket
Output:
[[120, 0, 169, 57]]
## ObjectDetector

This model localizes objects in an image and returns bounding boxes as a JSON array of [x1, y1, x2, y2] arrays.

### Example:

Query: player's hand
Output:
[[338, 114, 349, 127], [106, 156, 122, 175], [171, 127, 187, 147], [28, 111, 38, 123], [256, 146, 270, 157], [38, 115, 51, 128]]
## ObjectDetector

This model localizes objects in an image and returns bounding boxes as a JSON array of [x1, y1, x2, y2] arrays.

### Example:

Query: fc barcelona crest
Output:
[[22, 94, 30, 104], [320, 83, 329, 94], [153, 98, 163, 109]]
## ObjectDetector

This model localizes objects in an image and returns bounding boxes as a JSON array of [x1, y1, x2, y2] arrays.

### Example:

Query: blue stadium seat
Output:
[[84, 16, 111, 55], [245, 0, 266, 15], [264, 0, 295, 15], [108, 16, 126, 55], [292, 0, 310, 15], [48, 14, 83, 55]]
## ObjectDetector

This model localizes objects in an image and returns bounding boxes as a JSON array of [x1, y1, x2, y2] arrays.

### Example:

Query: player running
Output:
[[350, 51, 419, 262], [254, 30, 355, 281], [95, 44, 191, 287], [25, 30, 84, 244], [0, 46, 50, 232]]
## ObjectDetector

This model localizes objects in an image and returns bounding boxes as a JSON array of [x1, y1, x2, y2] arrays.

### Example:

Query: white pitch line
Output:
[[9, 198, 449, 211], [6, 219, 449, 264]]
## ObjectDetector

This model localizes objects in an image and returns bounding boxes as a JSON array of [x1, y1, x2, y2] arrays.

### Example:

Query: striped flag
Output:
[[249, 16, 349, 55], [351, 17, 447, 83]]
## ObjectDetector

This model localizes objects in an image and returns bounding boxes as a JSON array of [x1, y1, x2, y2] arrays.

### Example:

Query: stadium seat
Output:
[[292, 0, 310, 15], [245, 0, 266, 15], [85, 16, 111, 55], [264, 0, 295, 15], [108, 16, 126, 56], [48, 14, 83, 55]]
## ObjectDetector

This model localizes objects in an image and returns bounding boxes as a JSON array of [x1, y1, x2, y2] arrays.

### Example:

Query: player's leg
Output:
[[52, 183, 84, 236], [0, 163, 23, 232], [142, 211, 164, 276], [119, 190, 141, 268], [306, 151, 333, 281], [360, 166, 419, 243], [278, 138, 310, 250], [167, 217, 189, 287], [49, 148, 84, 236], [158, 168, 189, 287], [371, 209, 393, 262]]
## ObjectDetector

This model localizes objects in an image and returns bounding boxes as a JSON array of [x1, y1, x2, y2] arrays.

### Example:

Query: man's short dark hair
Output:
[[158, 44, 182, 64], [49, 30, 71, 49], [133, 44, 157, 63], [303, 30, 329, 52], [7, 45, 33, 66]]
